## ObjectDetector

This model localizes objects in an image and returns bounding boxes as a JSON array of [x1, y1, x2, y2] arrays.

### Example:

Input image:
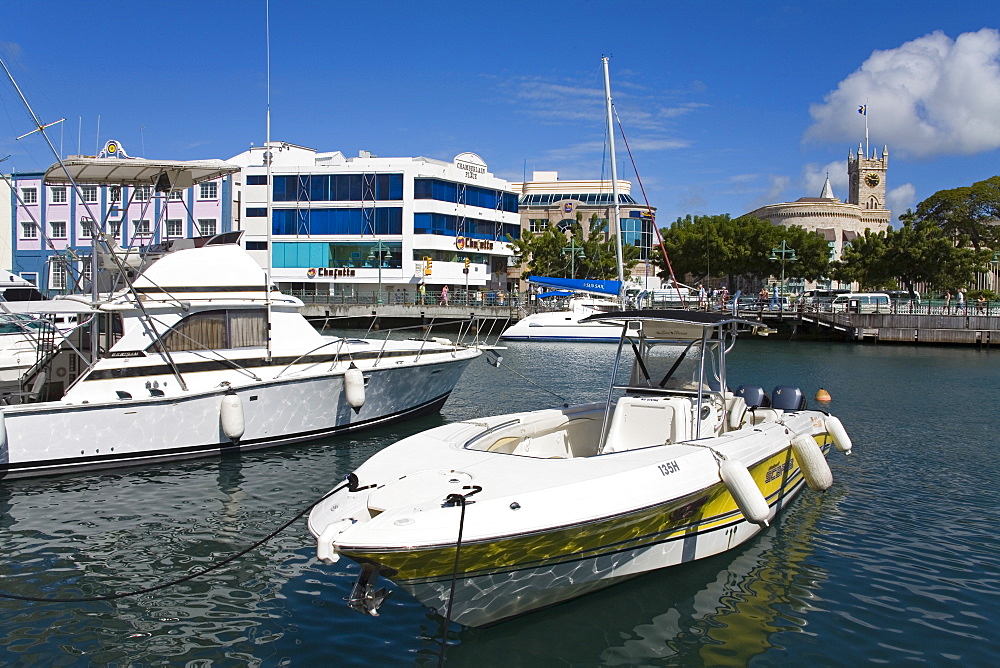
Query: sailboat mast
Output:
[[264, 0, 274, 362], [602, 56, 625, 291]]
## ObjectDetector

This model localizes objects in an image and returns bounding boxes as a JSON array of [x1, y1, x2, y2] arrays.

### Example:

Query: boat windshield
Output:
[[625, 340, 724, 393]]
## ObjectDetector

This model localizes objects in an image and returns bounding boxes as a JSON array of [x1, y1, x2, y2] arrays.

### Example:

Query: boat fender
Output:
[[220, 390, 245, 442], [824, 415, 852, 455], [344, 364, 366, 410], [719, 458, 771, 526], [791, 434, 833, 491]]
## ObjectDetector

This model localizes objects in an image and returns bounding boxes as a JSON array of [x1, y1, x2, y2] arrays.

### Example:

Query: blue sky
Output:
[[2, 1, 998, 227]]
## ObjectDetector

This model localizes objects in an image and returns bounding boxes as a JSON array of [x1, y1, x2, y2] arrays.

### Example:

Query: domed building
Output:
[[747, 145, 891, 262]]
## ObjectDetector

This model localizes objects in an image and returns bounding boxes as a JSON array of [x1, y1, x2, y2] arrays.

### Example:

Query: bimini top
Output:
[[581, 309, 765, 340], [44, 155, 240, 191]]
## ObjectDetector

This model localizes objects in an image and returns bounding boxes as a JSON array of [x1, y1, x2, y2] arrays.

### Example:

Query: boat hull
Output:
[[312, 407, 834, 627], [0, 353, 475, 478], [500, 315, 621, 342], [400, 480, 803, 627]]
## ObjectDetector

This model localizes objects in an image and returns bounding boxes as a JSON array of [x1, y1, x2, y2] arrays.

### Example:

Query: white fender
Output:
[[345, 364, 366, 410], [824, 415, 853, 455], [719, 458, 771, 526], [791, 433, 833, 491], [220, 392, 245, 442]]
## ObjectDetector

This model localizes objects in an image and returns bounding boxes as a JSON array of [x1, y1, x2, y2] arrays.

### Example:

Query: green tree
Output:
[[840, 216, 985, 293], [507, 220, 638, 281], [655, 214, 830, 286], [909, 176, 1000, 251]]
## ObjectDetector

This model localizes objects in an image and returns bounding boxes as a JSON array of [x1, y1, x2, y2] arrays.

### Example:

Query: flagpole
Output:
[[864, 99, 869, 157]]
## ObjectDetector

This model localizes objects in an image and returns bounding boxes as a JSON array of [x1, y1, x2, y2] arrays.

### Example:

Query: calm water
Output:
[[0, 339, 997, 666]]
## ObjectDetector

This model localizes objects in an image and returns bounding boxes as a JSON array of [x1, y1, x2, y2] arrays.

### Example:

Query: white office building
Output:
[[228, 142, 520, 300]]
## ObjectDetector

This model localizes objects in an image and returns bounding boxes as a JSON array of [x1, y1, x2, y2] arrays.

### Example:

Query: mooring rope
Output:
[[485, 351, 569, 404], [438, 491, 469, 668], [0, 480, 350, 604]]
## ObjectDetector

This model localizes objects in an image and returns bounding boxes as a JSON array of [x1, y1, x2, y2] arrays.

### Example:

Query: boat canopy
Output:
[[528, 276, 621, 297], [581, 309, 765, 341], [44, 157, 241, 191]]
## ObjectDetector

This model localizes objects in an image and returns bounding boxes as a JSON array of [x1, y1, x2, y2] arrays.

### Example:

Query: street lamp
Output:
[[367, 240, 392, 304], [768, 240, 797, 303], [562, 238, 586, 278]]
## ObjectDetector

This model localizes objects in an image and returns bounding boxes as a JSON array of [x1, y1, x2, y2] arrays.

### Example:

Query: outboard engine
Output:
[[736, 385, 769, 408], [771, 385, 807, 411]]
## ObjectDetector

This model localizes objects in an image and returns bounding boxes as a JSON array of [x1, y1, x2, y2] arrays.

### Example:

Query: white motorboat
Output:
[[500, 294, 623, 341], [0, 314, 58, 389], [309, 309, 853, 627]]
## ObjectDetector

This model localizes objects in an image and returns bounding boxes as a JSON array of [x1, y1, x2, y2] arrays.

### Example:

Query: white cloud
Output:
[[887, 183, 917, 217], [806, 28, 1000, 158], [803, 161, 848, 199], [502, 74, 700, 143]]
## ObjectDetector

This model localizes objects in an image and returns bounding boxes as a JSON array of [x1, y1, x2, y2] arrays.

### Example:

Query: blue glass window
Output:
[[272, 207, 403, 236], [414, 178, 518, 213], [246, 208, 267, 217], [272, 174, 403, 202], [246, 175, 268, 185], [413, 213, 520, 240]]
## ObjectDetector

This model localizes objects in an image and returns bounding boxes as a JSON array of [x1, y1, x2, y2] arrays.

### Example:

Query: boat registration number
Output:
[[658, 460, 680, 476]]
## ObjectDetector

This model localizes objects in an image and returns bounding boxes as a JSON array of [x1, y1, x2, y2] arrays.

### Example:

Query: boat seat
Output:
[[603, 397, 690, 453], [746, 408, 782, 425]]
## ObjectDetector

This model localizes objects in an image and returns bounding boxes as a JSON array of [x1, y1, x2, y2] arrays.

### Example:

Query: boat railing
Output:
[[273, 337, 351, 379]]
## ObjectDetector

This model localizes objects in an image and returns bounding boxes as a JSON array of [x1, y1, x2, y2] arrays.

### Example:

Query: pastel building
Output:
[[8, 141, 235, 295], [509, 171, 657, 291], [226, 142, 520, 298]]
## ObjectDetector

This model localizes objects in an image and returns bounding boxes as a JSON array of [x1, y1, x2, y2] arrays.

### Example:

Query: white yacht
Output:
[[0, 157, 481, 479]]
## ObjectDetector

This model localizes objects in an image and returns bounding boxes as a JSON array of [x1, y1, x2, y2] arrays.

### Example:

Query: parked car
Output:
[[829, 292, 891, 313], [726, 295, 759, 311]]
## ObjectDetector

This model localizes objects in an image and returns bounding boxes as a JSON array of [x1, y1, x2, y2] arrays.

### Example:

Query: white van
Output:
[[829, 292, 891, 313]]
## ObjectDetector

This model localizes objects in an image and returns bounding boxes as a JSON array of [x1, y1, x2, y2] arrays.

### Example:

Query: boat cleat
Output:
[[347, 563, 392, 617]]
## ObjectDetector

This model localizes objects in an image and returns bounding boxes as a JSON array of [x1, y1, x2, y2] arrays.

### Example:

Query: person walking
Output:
[[956, 288, 965, 313], [441, 285, 450, 306], [418, 282, 426, 305], [944, 290, 951, 314]]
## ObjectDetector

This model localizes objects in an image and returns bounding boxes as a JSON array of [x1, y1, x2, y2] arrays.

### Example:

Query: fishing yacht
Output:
[[0, 157, 481, 479], [308, 309, 853, 627]]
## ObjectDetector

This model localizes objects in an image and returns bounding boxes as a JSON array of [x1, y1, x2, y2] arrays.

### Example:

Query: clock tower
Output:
[[848, 144, 888, 210]]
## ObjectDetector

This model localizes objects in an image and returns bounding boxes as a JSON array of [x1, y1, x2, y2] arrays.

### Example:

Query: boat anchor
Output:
[[347, 563, 391, 616]]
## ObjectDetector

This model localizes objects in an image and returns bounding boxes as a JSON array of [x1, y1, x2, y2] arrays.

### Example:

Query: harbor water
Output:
[[0, 338, 997, 666]]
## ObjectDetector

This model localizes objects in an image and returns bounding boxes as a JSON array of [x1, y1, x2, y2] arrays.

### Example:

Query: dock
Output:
[[295, 294, 1000, 347]]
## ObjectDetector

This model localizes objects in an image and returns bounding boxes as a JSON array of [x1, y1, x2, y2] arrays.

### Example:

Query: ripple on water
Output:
[[0, 340, 998, 665]]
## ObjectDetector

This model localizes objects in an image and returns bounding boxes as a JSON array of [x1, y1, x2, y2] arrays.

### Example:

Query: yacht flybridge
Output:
[[0, 156, 480, 479], [309, 310, 853, 627]]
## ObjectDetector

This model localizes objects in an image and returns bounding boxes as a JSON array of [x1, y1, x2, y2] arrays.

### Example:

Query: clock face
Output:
[[865, 172, 880, 187]]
